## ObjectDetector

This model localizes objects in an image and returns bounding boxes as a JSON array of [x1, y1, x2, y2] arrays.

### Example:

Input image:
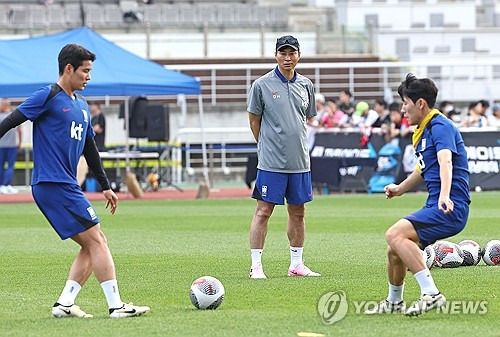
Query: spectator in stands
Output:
[[488, 105, 500, 127], [372, 99, 390, 128], [384, 102, 410, 144], [314, 93, 327, 126], [463, 100, 489, 127], [90, 102, 106, 151], [338, 89, 355, 115], [0, 98, 22, 194], [323, 100, 344, 128], [121, 1, 141, 23], [439, 101, 461, 125], [353, 101, 379, 128]]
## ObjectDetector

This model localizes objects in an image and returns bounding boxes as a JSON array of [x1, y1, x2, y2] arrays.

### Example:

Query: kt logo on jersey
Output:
[[70, 109, 88, 141]]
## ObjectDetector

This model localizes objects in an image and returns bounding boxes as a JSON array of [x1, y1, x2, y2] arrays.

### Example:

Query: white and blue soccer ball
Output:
[[482, 240, 500, 266], [434, 241, 464, 268], [458, 240, 481, 266], [190, 276, 225, 310], [422, 245, 436, 269]]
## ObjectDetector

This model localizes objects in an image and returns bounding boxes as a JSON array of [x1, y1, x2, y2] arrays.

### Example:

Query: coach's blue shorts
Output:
[[252, 169, 313, 205], [404, 202, 469, 248], [32, 183, 100, 240]]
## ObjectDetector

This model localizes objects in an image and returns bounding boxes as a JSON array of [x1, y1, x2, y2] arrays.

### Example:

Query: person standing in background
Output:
[[247, 35, 320, 279], [0, 98, 22, 194], [89, 102, 106, 151]]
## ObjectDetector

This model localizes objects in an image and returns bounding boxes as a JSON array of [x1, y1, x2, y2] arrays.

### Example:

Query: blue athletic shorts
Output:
[[32, 183, 100, 240], [252, 169, 313, 205], [404, 202, 469, 248]]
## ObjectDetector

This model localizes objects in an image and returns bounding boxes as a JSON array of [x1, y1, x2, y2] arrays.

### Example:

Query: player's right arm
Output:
[[249, 113, 261, 142], [247, 81, 263, 143], [384, 169, 423, 199]]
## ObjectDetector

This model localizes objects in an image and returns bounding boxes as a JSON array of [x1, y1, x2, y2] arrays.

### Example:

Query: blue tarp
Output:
[[0, 27, 201, 97]]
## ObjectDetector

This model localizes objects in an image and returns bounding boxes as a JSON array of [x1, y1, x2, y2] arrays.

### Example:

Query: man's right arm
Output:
[[0, 110, 28, 139], [384, 169, 423, 199], [248, 112, 261, 143]]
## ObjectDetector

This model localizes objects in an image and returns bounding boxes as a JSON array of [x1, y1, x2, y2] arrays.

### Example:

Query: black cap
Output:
[[276, 35, 300, 52]]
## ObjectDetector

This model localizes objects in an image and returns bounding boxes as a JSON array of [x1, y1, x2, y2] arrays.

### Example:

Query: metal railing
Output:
[[172, 60, 500, 105], [169, 127, 256, 184]]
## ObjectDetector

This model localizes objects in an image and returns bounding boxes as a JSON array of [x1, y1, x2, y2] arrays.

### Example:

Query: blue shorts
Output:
[[252, 169, 313, 205], [32, 183, 100, 240], [404, 202, 469, 248]]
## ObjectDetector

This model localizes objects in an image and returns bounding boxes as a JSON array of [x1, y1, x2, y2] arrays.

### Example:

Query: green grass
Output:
[[0, 192, 498, 337]]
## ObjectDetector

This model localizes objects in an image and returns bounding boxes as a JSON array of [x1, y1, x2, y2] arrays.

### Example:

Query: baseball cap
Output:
[[276, 35, 300, 51], [355, 101, 369, 116], [315, 93, 325, 104], [492, 105, 500, 112]]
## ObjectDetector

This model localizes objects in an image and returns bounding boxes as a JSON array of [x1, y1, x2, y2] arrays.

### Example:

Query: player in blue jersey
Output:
[[0, 44, 149, 318], [365, 74, 470, 316]]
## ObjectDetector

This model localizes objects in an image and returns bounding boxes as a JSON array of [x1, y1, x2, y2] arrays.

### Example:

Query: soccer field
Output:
[[0, 192, 498, 337]]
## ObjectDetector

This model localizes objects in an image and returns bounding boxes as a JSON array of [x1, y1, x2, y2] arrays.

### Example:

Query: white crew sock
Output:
[[57, 280, 82, 306], [386, 282, 404, 304], [100, 279, 123, 309], [251, 249, 263, 266], [414, 269, 439, 296], [290, 246, 303, 268]]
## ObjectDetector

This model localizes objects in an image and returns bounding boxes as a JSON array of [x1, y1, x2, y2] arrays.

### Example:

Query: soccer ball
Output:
[[422, 245, 436, 269], [189, 276, 225, 310], [434, 241, 464, 268], [458, 240, 481, 266], [482, 240, 500, 266]]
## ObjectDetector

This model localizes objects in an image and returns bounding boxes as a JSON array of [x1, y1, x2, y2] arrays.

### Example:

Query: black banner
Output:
[[310, 130, 500, 191], [462, 131, 500, 190], [245, 130, 500, 191]]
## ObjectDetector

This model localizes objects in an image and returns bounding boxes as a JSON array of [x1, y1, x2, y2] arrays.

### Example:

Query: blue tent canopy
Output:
[[0, 27, 201, 97]]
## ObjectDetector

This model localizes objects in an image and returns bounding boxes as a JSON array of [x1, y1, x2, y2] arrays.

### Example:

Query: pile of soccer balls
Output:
[[422, 239, 500, 268]]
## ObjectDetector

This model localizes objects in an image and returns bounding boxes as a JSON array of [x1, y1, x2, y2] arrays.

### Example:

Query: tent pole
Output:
[[124, 97, 130, 173], [198, 94, 210, 188]]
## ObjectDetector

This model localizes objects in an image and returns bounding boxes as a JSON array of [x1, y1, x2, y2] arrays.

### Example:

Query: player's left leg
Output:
[[286, 172, 319, 277], [286, 204, 319, 277], [385, 219, 445, 316]]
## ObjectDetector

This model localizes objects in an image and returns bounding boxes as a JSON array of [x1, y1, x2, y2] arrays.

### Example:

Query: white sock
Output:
[[386, 282, 404, 304], [414, 269, 439, 296], [290, 246, 303, 268], [57, 280, 82, 306], [100, 280, 123, 309], [251, 249, 263, 266]]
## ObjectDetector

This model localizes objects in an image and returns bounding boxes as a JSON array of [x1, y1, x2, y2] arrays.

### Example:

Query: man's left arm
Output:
[[437, 149, 453, 214], [432, 121, 458, 215], [82, 138, 118, 214]]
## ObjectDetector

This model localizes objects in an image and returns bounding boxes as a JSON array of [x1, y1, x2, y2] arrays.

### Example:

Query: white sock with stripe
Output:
[[57, 280, 82, 306], [251, 249, 263, 266], [100, 279, 123, 309]]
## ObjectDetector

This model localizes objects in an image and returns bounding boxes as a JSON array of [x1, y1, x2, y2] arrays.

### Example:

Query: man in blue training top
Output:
[[365, 73, 470, 316], [0, 44, 150, 318]]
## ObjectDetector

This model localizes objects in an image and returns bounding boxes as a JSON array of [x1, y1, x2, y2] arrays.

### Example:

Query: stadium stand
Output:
[[0, 1, 287, 30]]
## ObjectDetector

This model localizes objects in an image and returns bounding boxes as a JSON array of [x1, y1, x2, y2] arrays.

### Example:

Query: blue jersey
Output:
[[415, 115, 470, 205], [18, 84, 94, 185]]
